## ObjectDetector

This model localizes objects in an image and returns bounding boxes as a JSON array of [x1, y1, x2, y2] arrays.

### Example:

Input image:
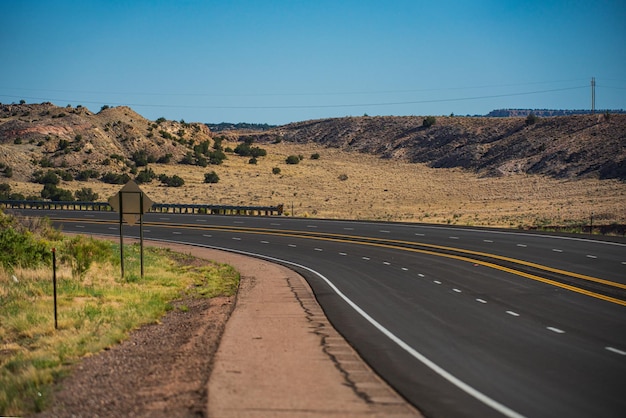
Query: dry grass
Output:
[[7, 140, 626, 228]]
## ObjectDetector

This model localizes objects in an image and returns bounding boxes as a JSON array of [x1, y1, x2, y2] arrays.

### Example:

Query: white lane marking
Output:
[[75, 225, 85, 228], [547, 327, 565, 334], [202, 234, 212, 238], [552, 249, 563, 253], [143, 239, 526, 418], [449, 236, 459, 240], [84, 214, 94, 217], [108, 227, 117, 230], [270, 223, 281, 226], [362, 257, 370, 261], [307, 225, 318, 228], [483, 239, 493, 243], [173, 231, 182, 235], [506, 311, 520, 317], [415, 233, 425, 236], [606, 347, 626, 356], [339, 252, 347, 256], [383, 261, 391, 265], [344, 227, 354, 231], [586, 255, 597, 259], [260, 240, 269, 244], [196, 219, 207, 222], [516, 244, 527, 248], [453, 288, 462, 293], [401, 267, 409, 271], [159, 217, 170, 220], [314, 248, 323, 251], [288, 244, 297, 247], [380, 230, 391, 233], [418, 273, 425, 278], [476, 298, 487, 304], [434, 280, 442, 285], [232, 237, 241, 241], [622, 261, 626, 265], [233, 221, 244, 224]]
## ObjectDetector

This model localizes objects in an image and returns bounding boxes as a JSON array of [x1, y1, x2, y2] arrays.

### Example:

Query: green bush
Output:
[[60, 235, 111, 279], [0, 212, 51, 271], [41, 184, 74, 201], [101, 172, 131, 185], [272, 167, 281, 175], [285, 155, 300, 165], [311, 153, 320, 160], [422, 116, 436, 128], [204, 171, 220, 184], [135, 168, 157, 184], [525, 113, 538, 125], [32, 170, 60, 185], [74, 188, 99, 202], [159, 174, 185, 187]]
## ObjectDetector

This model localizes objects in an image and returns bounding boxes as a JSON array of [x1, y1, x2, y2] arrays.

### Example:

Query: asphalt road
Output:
[[17, 210, 626, 418]]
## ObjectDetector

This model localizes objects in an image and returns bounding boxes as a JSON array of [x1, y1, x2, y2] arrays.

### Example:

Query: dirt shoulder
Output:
[[35, 241, 422, 418]]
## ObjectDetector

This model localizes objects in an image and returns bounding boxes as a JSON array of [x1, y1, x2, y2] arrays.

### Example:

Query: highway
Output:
[[16, 209, 626, 418]]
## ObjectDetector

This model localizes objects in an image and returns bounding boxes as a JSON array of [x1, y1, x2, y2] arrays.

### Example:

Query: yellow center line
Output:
[[56, 218, 626, 306]]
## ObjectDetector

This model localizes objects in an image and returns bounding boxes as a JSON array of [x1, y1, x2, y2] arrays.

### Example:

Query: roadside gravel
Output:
[[34, 242, 422, 418]]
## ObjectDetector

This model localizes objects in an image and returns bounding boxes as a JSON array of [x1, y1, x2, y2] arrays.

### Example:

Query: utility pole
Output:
[[591, 77, 596, 114]]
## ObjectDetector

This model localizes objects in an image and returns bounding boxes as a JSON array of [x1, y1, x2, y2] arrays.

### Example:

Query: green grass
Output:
[[0, 239, 239, 416]]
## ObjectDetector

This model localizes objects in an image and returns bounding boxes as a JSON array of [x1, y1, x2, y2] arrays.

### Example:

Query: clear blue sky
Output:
[[1, 0, 625, 125]]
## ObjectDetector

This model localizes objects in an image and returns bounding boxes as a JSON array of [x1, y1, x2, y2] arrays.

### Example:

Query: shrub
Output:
[[101, 172, 131, 184], [249, 157, 257, 165], [159, 174, 185, 187], [156, 153, 172, 163], [0, 213, 50, 271], [285, 155, 300, 165], [208, 150, 226, 165], [131, 150, 151, 167], [75, 169, 100, 181], [204, 171, 220, 184], [422, 116, 436, 128], [74, 187, 99, 201], [13, 138, 22, 145], [32, 170, 60, 185], [155, 117, 166, 124], [41, 183, 74, 201], [135, 168, 157, 184], [60, 235, 110, 279], [338, 173, 349, 181], [525, 113, 538, 125], [272, 167, 281, 175], [311, 153, 320, 160], [0, 183, 10, 199]]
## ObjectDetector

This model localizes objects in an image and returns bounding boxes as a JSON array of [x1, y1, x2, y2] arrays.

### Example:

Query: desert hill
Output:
[[1, 103, 625, 227], [0, 102, 212, 181], [1, 103, 625, 182], [241, 114, 626, 180]]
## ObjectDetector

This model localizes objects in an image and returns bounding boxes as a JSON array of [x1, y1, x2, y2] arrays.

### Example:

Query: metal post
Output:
[[140, 193, 144, 278], [52, 248, 58, 330], [119, 192, 124, 279]]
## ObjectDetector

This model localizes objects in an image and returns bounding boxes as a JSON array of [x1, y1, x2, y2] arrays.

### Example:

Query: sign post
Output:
[[108, 181, 154, 279]]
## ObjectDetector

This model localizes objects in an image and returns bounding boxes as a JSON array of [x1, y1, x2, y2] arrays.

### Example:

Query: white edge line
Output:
[[94, 234, 527, 418], [606, 346, 626, 356]]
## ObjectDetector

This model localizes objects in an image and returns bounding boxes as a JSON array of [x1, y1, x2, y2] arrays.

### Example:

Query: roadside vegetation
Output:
[[0, 209, 239, 415]]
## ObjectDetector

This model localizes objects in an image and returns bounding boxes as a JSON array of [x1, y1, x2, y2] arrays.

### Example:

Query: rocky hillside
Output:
[[1, 103, 625, 183], [241, 114, 626, 180], [0, 102, 213, 181]]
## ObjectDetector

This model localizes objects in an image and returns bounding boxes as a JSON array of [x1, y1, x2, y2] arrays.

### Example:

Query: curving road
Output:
[[17, 209, 626, 418]]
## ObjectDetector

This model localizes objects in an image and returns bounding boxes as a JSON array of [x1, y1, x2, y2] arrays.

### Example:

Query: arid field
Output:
[[5, 140, 625, 229]]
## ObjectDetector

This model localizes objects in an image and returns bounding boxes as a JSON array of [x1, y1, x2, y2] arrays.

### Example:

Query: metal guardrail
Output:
[[0, 200, 284, 216]]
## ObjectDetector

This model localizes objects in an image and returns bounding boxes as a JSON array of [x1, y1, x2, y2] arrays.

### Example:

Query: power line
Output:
[[1, 86, 588, 110]]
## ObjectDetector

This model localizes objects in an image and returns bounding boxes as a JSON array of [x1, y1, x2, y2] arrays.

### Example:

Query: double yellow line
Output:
[[59, 218, 626, 307]]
